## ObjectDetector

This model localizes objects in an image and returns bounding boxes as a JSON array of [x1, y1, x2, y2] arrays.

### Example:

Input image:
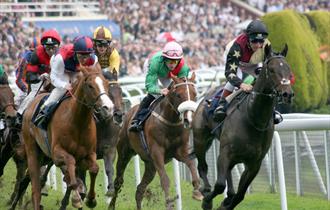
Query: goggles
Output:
[[250, 39, 265, 44], [76, 53, 91, 59], [44, 44, 58, 50], [164, 50, 183, 58], [96, 42, 110, 48], [165, 59, 180, 65]]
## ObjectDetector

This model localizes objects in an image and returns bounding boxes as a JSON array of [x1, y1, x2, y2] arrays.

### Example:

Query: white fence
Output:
[[15, 69, 326, 210]]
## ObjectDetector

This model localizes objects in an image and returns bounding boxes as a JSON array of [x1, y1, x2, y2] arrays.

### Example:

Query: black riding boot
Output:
[[129, 94, 155, 132], [33, 104, 52, 130], [213, 97, 227, 121], [273, 110, 283, 124]]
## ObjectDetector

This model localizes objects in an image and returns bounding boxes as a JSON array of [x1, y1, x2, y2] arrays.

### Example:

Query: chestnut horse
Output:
[[198, 44, 294, 210], [59, 70, 124, 209], [109, 73, 203, 210], [18, 65, 114, 210]]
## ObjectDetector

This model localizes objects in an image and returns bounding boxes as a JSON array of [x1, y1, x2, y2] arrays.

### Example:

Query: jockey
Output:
[[213, 19, 282, 124], [15, 30, 61, 129], [129, 41, 190, 132], [93, 26, 120, 79], [34, 36, 98, 128], [15, 37, 40, 94]]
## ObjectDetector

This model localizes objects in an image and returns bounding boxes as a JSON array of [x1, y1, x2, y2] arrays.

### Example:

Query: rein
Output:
[[68, 90, 107, 109]]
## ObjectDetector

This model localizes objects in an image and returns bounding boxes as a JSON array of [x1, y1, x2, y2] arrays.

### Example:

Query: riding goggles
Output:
[[165, 58, 180, 65]]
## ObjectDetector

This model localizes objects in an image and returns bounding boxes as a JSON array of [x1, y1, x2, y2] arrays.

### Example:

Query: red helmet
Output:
[[41, 29, 61, 46]]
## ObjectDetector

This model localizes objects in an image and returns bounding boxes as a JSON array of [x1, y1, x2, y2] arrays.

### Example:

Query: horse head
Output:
[[257, 44, 294, 104], [169, 72, 198, 128], [0, 84, 16, 127], [107, 70, 124, 125], [77, 64, 114, 121]]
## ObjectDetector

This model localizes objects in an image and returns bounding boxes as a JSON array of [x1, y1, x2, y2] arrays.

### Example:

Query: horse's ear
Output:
[[190, 72, 196, 82], [112, 68, 118, 80], [264, 44, 272, 59], [281, 44, 288, 57]]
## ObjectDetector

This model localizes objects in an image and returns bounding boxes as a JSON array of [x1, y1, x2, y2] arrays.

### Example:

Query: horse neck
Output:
[[158, 96, 180, 122], [70, 81, 93, 125], [247, 69, 276, 126]]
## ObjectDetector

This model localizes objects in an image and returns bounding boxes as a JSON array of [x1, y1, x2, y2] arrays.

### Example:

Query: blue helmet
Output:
[[73, 36, 94, 54]]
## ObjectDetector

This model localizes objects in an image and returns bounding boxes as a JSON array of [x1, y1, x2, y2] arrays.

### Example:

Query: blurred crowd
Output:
[[1, 0, 329, 78]]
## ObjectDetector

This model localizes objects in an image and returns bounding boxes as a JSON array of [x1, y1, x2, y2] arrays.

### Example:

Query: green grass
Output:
[[0, 159, 329, 210]]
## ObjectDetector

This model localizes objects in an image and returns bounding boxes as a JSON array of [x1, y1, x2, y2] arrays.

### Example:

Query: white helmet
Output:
[[162, 41, 183, 59]]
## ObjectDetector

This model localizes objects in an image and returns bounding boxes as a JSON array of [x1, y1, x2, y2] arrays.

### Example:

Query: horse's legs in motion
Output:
[[8, 155, 27, 205], [9, 170, 30, 210], [83, 152, 99, 208], [135, 162, 156, 210], [103, 145, 117, 196], [175, 134, 203, 201], [202, 146, 231, 210], [108, 138, 134, 210], [151, 148, 174, 210], [220, 162, 261, 210], [194, 134, 213, 195]]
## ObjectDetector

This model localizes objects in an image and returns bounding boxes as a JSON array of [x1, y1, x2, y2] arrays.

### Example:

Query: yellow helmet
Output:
[[93, 26, 112, 42]]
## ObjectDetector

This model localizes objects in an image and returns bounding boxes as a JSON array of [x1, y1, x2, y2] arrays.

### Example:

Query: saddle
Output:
[[31, 94, 70, 130], [136, 95, 165, 129]]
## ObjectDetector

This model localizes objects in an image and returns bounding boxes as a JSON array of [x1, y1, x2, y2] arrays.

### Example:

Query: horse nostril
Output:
[[282, 92, 288, 97]]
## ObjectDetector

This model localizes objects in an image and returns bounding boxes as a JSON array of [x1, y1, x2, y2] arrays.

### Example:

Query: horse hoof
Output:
[[71, 190, 83, 209], [85, 198, 97, 208], [202, 199, 213, 210], [192, 189, 204, 201], [105, 189, 115, 197]]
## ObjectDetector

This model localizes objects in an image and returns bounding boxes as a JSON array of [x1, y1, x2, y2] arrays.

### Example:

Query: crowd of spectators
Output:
[[0, 0, 329, 78], [245, 0, 329, 13]]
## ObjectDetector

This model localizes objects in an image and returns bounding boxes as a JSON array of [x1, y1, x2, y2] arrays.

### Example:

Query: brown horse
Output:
[[19, 64, 114, 210], [109, 73, 203, 210], [59, 70, 124, 209], [199, 44, 294, 210]]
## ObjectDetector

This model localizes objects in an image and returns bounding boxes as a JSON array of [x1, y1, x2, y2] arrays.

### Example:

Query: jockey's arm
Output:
[[108, 48, 120, 75], [225, 42, 243, 88], [145, 62, 161, 95], [49, 54, 67, 89]]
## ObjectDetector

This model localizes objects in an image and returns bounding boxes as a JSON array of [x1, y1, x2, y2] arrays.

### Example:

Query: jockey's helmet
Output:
[[74, 36, 94, 54], [41, 29, 61, 46], [246, 20, 268, 42], [162, 41, 183, 60], [93, 26, 112, 44], [29, 37, 40, 50]]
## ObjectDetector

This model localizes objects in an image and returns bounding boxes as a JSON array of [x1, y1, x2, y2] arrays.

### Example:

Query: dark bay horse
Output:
[[0, 76, 28, 206], [109, 73, 204, 210], [198, 44, 294, 210], [17, 64, 114, 210]]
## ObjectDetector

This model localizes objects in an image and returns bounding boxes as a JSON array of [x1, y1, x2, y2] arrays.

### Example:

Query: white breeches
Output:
[[43, 87, 67, 107]]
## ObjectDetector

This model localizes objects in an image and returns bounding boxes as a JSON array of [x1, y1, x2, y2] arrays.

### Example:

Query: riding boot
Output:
[[33, 104, 53, 130], [129, 95, 154, 132], [213, 89, 232, 121], [273, 110, 283, 124]]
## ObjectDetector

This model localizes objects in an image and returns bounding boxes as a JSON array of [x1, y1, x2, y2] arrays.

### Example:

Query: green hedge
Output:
[[306, 11, 330, 104], [262, 10, 329, 112]]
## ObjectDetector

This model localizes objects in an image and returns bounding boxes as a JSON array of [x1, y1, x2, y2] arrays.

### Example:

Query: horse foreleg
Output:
[[84, 152, 99, 209], [135, 162, 156, 210], [9, 170, 30, 210], [175, 144, 203, 201], [152, 148, 174, 210], [202, 148, 230, 210], [108, 139, 134, 210], [103, 146, 116, 197], [8, 156, 26, 206], [221, 163, 261, 210]]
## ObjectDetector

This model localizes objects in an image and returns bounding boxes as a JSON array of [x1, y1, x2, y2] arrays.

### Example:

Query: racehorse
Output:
[[198, 44, 294, 210], [15, 64, 114, 210], [59, 70, 124, 209], [109, 73, 204, 210], [0, 75, 28, 206]]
